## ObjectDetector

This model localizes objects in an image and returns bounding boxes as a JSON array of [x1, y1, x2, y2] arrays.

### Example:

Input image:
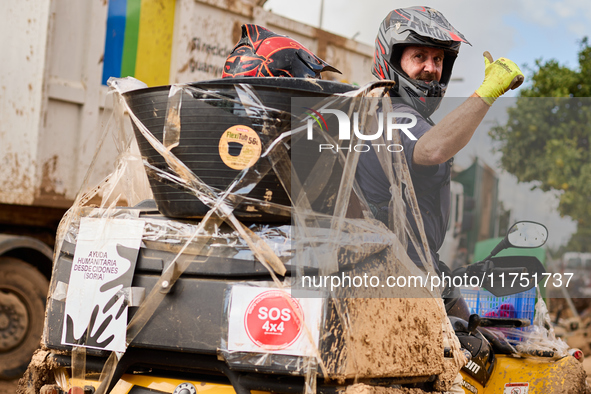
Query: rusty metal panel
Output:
[[172, 0, 374, 84], [1, 0, 374, 213], [0, 0, 110, 209], [172, 0, 255, 83], [325, 43, 374, 85], [35, 0, 110, 208], [0, 1, 51, 206]]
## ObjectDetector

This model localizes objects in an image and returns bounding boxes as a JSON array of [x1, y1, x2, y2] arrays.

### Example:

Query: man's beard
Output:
[[417, 72, 438, 83]]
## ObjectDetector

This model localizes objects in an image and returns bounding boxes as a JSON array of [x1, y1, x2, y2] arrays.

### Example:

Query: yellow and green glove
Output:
[[475, 51, 524, 106]]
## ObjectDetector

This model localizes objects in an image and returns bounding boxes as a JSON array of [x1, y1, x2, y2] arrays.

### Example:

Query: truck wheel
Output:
[[0, 257, 49, 380]]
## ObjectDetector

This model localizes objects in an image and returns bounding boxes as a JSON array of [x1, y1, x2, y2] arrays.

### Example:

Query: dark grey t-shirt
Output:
[[356, 104, 451, 270]]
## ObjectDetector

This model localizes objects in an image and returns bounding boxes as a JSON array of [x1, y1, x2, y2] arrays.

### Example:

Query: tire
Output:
[[0, 257, 49, 380]]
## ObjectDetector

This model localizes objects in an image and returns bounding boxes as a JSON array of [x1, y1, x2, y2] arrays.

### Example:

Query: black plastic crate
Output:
[[123, 77, 356, 222]]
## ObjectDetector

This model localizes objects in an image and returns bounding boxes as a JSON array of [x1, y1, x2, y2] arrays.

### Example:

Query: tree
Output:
[[489, 38, 591, 251]]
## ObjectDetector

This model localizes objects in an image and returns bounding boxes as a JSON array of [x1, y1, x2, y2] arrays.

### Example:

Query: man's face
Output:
[[399, 45, 444, 83]]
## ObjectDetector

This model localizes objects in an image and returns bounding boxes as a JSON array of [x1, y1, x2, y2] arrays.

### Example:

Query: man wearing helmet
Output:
[[357, 6, 524, 273]]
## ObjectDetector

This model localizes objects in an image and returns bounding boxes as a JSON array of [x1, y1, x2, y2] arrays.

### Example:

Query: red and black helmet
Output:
[[222, 24, 340, 79]]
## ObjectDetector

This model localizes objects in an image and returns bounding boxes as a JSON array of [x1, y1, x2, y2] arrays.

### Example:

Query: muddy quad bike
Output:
[[22, 200, 456, 394], [444, 221, 589, 393], [19, 75, 467, 394]]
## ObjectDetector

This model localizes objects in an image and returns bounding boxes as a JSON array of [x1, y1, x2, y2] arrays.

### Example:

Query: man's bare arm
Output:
[[412, 53, 525, 167], [413, 94, 488, 166]]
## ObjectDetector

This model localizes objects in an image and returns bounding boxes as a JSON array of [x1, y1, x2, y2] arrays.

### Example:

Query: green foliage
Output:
[[489, 38, 591, 250], [565, 227, 591, 253], [520, 37, 591, 97]]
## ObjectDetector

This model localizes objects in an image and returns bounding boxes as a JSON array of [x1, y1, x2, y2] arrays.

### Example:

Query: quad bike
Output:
[[17, 75, 589, 394], [444, 221, 589, 393], [23, 220, 589, 394], [20, 200, 461, 394], [19, 76, 466, 394], [22, 190, 590, 394]]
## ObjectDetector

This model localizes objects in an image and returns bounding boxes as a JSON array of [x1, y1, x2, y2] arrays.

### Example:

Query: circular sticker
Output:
[[244, 290, 304, 350], [218, 125, 262, 170]]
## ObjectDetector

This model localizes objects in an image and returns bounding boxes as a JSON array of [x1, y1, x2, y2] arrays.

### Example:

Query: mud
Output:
[[433, 359, 459, 392], [584, 357, 591, 386], [324, 297, 443, 381], [344, 383, 436, 394], [529, 354, 589, 393], [16, 349, 56, 394], [0, 151, 32, 204], [0, 380, 19, 394]]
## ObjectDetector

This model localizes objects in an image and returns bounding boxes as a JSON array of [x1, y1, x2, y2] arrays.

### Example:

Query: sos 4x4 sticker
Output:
[[227, 286, 323, 357]]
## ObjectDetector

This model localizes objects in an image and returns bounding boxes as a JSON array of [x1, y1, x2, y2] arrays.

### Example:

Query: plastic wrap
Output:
[[44, 76, 464, 394], [486, 294, 569, 359], [219, 280, 328, 382]]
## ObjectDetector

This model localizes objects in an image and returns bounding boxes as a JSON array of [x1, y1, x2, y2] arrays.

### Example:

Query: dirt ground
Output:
[[0, 379, 19, 394], [584, 357, 591, 385]]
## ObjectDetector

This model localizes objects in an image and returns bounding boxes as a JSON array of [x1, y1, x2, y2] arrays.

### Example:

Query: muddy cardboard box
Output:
[[320, 250, 444, 379], [323, 298, 444, 380]]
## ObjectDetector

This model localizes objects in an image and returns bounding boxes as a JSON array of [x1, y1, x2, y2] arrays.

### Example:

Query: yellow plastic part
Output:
[[460, 354, 581, 393], [114, 375, 238, 393], [61, 373, 269, 394]]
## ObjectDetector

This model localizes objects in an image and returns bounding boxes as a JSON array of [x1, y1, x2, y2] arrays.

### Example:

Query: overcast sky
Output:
[[264, 0, 589, 248], [265, 0, 589, 97]]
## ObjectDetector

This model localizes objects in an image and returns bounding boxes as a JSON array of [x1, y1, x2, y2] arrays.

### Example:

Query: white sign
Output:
[[504, 382, 529, 394], [61, 217, 145, 352], [227, 286, 323, 357]]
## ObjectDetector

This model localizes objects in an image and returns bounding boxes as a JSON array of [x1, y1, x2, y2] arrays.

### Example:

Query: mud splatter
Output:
[[344, 383, 435, 394], [323, 297, 443, 381], [16, 349, 57, 394], [528, 354, 588, 393]]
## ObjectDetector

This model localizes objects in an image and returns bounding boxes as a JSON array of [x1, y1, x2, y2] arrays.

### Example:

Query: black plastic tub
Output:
[[123, 77, 356, 222]]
